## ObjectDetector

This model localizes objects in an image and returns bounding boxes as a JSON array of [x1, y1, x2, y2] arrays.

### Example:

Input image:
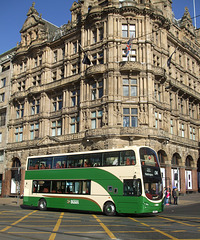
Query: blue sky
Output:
[[0, 0, 199, 55]]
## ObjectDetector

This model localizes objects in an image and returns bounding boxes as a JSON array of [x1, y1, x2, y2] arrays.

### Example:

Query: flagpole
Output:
[[193, 0, 197, 29]]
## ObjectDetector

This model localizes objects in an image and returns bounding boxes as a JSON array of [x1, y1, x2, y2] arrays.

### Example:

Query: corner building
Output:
[[4, 0, 200, 196]]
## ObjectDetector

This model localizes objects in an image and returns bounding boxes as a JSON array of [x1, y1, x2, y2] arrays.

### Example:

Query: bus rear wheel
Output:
[[103, 202, 116, 216], [38, 199, 47, 211]]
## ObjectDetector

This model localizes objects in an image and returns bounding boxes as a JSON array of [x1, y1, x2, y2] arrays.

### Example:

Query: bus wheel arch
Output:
[[103, 201, 116, 216], [38, 198, 47, 211]]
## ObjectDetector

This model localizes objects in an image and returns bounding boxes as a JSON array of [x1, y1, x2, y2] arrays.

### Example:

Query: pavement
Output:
[[0, 192, 199, 207], [166, 192, 200, 206]]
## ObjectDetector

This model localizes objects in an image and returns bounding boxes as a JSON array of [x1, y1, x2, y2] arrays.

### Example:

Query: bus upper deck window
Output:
[[120, 150, 136, 166]]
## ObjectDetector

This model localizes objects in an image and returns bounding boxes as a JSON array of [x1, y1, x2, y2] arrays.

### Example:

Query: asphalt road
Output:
[[0, 203, 199, 240]]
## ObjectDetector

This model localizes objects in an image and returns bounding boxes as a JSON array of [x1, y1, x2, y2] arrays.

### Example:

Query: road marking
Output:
[[0, 210, 37, 232], [48, 212, 64, 240], [8, 232, 50, 234], [93, 215, 117, 239], [172, 230, 187, 232], [158, 216, 196, 227], [129, 217, 178, 240]]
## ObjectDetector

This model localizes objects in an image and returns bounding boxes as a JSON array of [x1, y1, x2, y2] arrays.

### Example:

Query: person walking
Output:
[[165, 188, 170, 205], [172, 187, 179, 205]]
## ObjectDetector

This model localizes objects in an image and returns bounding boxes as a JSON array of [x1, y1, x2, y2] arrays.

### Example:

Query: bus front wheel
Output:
[[38, 199, 47, 211], [103, 202, 116, 216]]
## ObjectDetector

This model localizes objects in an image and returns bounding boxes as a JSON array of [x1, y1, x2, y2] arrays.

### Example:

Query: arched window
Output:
[[171, 153, 180, 166], [185, 156, 193, 168], [12, 158, 21, 168], [158, 150, 167, 164]]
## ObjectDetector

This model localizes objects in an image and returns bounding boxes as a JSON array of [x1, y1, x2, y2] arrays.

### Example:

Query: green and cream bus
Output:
[[23, 146, 164, 215]]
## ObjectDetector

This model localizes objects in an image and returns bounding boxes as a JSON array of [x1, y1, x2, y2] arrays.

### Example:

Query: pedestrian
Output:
[[172, 187, 179, 205], [168, 186, 172, 204], [165, 188, 170, 205]]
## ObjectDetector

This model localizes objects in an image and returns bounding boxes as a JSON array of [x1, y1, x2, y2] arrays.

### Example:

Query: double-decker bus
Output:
[[23, 146, 164, 215]]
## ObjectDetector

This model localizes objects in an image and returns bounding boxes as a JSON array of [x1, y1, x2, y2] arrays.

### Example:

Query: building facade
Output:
[[0, 48, 16, 196], [2, 0, 200, 196]]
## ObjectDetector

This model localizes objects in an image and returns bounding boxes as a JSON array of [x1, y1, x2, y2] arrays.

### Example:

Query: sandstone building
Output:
[[0, 48, 16, 196], [2, 0, 200, 196]]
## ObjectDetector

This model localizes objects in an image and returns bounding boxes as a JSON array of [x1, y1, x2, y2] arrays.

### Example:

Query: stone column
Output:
[[165, 165, 172, 188], [4, 169, 11, 197], [180, 167, 186, 194], [192, 168, 198, 192]]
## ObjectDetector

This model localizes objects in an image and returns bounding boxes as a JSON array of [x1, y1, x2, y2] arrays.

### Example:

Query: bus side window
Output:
[[120, 150, 136, 166], [68, 155, 83, 168], [45, 157, 53, 169], [83, 155, 91, 167], [82, 181, 90, 194], [90, 153, 102, 167], [28, 158, 40, 170], [103, 152, 119, 166]]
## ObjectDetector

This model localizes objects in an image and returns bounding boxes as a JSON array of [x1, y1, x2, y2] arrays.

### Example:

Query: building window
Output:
[[53, 95, 63, 111], [170, 93, 173, 109], [179, 123, 185, 138], [34, 57, 37, 67], [155, 111, 162, 129], [33, 75, 41, 86], [0, 151, 4, 162], [92, 30, 97, 43], [16, 104, 24, 118], [122, 49, 136, 61], [192, 61, 195, 73], [91, 81, 103, 100], [52, 71, 57, 81], [60, 68, 64, 79], [91, 110, 102, 129], [0, 112, 6, 127], [178, 98, 184, 114], [179, 54, 182, 66], [15, 126, 23, 142], [52, 120, 62, 136], [31, 99, 40, 115], [0, 133, 2, 142], [20, 63, 23, 72], [0, 93, 5, 102], [122, 24, 136, 38], [154, 83, 161, 102], [71, 89, 80, 107], [39, 55, 42, 65], [18, 80, 26, 91], [92, 51, 104, 65], [71, 116, 79, 133], [71, 62, 80, 75], [73, 42, 77, 54], [62, 47, 65, 58], [99, 28, 103, 41], [189, 103, 194, 118], [170, 119, 174, 134], [0, 78, 6, 88], [189, 127, 195, 140], [123, 108, 138, 127], [30, 123, 39, 140], [153, 54, 160, 67], [54, 50, 58, 62], [123, 78, 137, 97]]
